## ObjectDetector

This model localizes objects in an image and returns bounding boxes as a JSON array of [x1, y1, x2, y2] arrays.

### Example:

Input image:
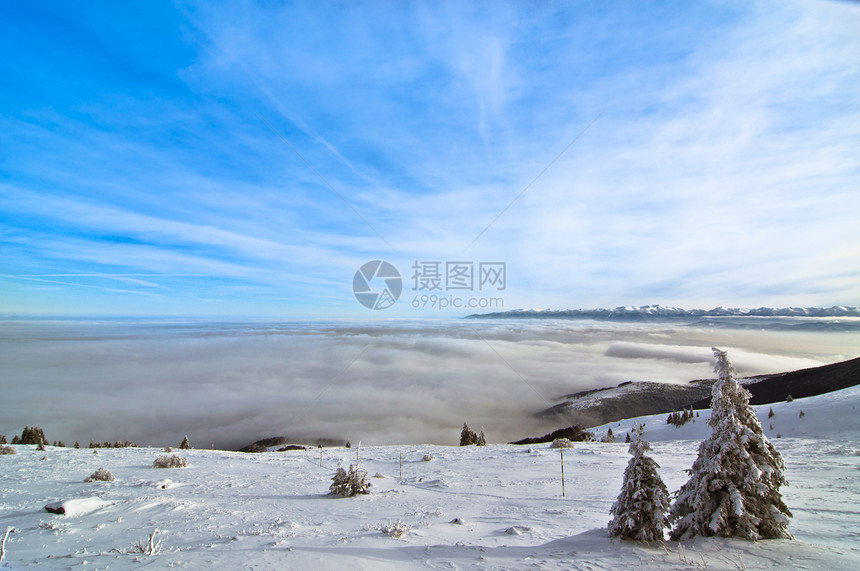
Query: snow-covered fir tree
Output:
[[460, 423, 478, 446], [669, 348, 791, 540], [329, 464, 370, 497], [608, 424, 670, 541], [476, 430, 487, 446], [180, 435, 191, 450]]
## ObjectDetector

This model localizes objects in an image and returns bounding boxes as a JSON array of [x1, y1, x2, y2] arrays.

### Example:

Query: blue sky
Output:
[[1, 0, 858, 317]]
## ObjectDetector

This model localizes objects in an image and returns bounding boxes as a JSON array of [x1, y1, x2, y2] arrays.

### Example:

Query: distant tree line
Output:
[[1, 426, 139, 449], [88, 440, 139, 449]]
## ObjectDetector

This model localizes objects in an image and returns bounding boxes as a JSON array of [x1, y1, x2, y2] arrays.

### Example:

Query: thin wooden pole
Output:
[[399, 451, 402, 481], [0, 527, 11, 563], [560, 447, 565, 497], [319, 446, 323, 467]]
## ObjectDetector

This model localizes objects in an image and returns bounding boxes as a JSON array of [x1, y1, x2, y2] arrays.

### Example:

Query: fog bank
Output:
[[0, 318, 856, 449]]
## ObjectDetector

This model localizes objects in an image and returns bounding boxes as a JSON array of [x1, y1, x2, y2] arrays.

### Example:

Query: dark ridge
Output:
[[238, 436, 346, 453], [690, 355, 860, 409], [523, 356, 860, 442], [509, 424, 594, 445], [541, 380, 713, 428]]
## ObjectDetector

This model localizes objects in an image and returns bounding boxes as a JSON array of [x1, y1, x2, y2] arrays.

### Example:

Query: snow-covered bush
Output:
[[422, 454, 434, 462], [550, 438, 574, 449], [601, 428, 616, 443], [111, 529, 162, 556], [329, 464, 370, 497], [0, 445, 15, 455], [152, 454, 189, 469], [608, 425, 669, 541], [379, 519, 409, 538], [669, 348, 791, 540], [84, 467, 116, 482]]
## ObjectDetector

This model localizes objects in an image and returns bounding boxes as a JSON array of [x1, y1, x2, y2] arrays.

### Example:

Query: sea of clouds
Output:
[[1, 318, 857, 449]]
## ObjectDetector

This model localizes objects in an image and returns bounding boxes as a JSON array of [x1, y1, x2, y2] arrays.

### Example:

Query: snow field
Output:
[[0, 388, 858, 569]]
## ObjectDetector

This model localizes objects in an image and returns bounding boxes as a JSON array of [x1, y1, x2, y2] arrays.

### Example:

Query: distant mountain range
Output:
[[468, 304, 860, 322]]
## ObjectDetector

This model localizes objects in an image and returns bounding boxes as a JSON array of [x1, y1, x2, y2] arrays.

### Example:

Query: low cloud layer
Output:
[[0, 319, 855, 449]]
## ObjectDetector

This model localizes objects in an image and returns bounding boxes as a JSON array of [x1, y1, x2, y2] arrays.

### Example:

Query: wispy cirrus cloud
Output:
[[0, 0, 857, 316]]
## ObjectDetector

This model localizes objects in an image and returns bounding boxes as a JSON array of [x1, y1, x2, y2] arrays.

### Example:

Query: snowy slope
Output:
[[0, 387, 858, 570], [590, 383, 860, 442]]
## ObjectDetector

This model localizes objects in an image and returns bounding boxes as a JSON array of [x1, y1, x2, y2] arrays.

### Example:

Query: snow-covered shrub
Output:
[[84, 467, 116, 482], [601, 428, 616, 443], [0, 434, 6, 444], [422, 454, 434, 462], [608, 425, 670, 541], [0, 445, 15, 455], [164, 446, 173, 453], [669, 348, 791, 541], [550, 438, 574, 449], [379, 519, 409, 538], [152, 454, 189, 469], [329, 464, 370, 497], [111, 529, 162, 556]]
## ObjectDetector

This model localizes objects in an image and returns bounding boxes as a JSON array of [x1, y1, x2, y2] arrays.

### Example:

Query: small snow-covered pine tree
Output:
[[608, 424, 670, 541], [180, 435, 191, 450], [669, 348, 791, 541], [476, 430, 487, 446]]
